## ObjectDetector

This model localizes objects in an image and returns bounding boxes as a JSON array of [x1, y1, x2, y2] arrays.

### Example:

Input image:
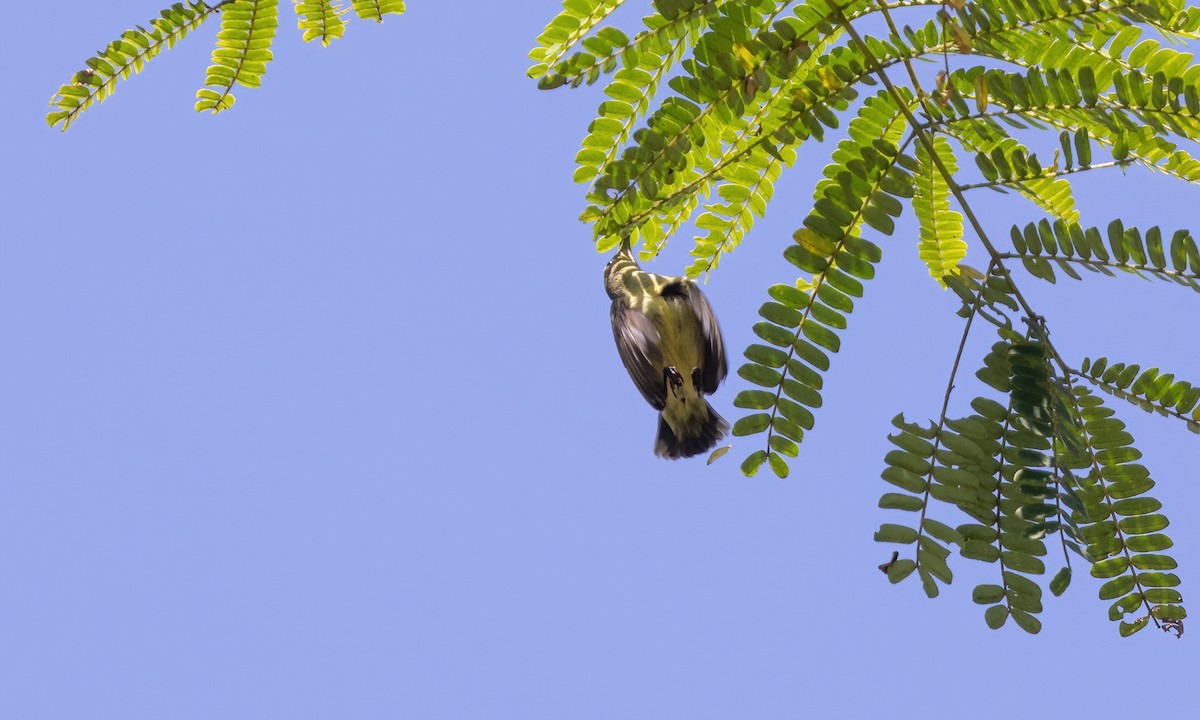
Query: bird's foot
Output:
[[664, 366, 685, 400]]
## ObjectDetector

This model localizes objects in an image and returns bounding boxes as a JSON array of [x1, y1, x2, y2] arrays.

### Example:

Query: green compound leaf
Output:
[[295, 1, 349, 46], [48, 2, 213, 130], [195, 0, 280, 113], [349, 0, 405, 23]]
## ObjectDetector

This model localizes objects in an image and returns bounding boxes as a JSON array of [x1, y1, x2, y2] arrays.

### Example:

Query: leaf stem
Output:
[[911, 259, 998, 569], [876, 2, 931, 112]]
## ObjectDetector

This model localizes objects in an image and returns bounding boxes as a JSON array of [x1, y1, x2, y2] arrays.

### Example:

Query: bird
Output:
[[603, 237, 728, 459]]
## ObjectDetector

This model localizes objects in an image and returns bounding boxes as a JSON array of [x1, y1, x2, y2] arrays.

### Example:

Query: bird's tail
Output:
[[654, 402, 728, 460]]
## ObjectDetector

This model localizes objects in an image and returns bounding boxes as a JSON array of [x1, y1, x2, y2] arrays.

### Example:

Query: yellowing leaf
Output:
[[707, 445, 732, 465], [794, 228, 837, 257], [950, 22, 973, 53], [974, 75, 988, 113], [732, 44, 756, 74], [817, 67, 842, 91]]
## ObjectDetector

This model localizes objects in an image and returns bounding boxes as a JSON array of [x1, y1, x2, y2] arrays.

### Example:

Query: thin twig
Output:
[[876, 1, 933, 115], [910, 259, 999, 568]]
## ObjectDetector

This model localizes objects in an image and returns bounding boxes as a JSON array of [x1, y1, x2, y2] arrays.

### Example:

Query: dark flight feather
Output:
[[663, 279, 726, 393], [610, 302, 666, 409]]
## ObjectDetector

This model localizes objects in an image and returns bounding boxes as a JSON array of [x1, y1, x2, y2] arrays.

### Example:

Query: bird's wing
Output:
[[611, 302, 666, 409], [676, 280, 727, 393]]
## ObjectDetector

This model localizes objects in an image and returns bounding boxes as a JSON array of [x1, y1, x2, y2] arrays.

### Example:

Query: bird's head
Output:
[[603, 236, 636, 299]]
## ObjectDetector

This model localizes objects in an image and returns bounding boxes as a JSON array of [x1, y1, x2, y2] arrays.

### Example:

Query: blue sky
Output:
[[4, 2, 1198, 717]]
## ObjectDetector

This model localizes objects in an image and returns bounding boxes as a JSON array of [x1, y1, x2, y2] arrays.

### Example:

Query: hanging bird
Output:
[[604, 238, 728, 459]]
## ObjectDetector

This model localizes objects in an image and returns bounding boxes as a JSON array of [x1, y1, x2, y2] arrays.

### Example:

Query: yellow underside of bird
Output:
[[648, 294, 727, 459]]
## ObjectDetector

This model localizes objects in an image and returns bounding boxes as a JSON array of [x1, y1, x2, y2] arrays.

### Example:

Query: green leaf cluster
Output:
[[296, 1, 349, 46], [1009, 219, 1200, 290], [873, 266, 1188, 635], [1080, 357, 1200, 432], [48, 0, 1200, 640], [731, 93, 906, 476], [875, 330, 1070, 633], [48, 0, 406, 129], [914, 136, 965, 285], [1060, 384, 1186, 636], [196, 0, 281, 114], [349, 0, 406, 23], [529, 0, 631, 88], [47, 2, 212, 131], [532, 2, 1200, 633]]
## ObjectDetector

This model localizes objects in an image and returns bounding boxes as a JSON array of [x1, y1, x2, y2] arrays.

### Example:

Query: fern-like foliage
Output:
[[48, 0, 1199, 639], [296, 1, 349, 46], [876, 269, 1187, 635], [534, 0, 1199, 636], [877, 269, 1071, 631], [914, 136, 965, 285], [48, 0, 405, 129], [1061, 379, 1185, 636], [1006, 220, 1200, 291], [1079, 356, 1200, 432], [196, 0, 280, 113], [349, 0, 406, 23], [731, 89, 909, 476], [529, 0, 629, 85], [47, 1, 213, 131]]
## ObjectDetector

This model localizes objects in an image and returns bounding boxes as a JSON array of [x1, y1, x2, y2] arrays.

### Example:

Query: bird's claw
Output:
[[664, 366, 685, 400]]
